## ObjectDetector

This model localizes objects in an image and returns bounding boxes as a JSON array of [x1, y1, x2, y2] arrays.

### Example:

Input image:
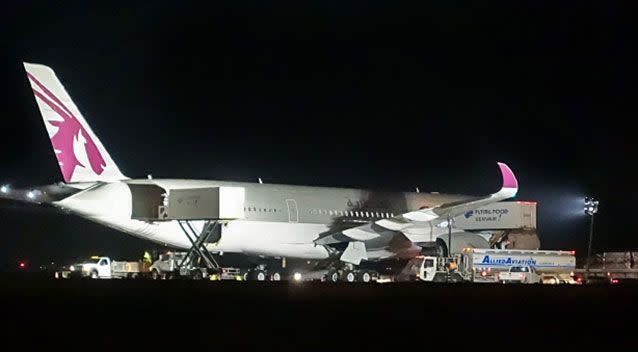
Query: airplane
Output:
[[1, 62, 518, 281]]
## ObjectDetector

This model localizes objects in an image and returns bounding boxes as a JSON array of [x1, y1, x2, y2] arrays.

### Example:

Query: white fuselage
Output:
[[53, 178, 470, 261]]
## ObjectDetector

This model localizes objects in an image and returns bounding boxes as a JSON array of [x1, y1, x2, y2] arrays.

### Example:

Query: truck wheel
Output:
[[90, 270, 99, 279], [151, 270, 160, 280], [272, 272, 281, 281], [344, 271, 356, 283], [359, 271, 372, 283], [192, 270, 203, 280]]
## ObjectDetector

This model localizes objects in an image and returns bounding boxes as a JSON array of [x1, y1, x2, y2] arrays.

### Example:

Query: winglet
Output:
[[497, 162, 518, 190]]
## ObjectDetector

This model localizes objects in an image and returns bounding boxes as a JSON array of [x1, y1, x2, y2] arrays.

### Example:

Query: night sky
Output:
[[1, 1, 636, 269]]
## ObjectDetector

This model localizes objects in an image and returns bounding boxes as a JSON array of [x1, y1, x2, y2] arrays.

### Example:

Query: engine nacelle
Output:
[[435, 232, 490, 256]]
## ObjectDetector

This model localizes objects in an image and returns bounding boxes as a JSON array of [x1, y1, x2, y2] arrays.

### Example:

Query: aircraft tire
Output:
[[327, 270, 339, 282], [359, 271, 372, 283], [344, 271, 356, 283], [256, 271, 266, 281]]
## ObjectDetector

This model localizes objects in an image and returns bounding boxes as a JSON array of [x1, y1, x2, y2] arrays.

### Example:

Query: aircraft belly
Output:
[[219, 220, 330, 259]]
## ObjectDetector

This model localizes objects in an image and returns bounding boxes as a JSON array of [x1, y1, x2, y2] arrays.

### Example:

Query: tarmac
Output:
[[1, 274, 636, 349]]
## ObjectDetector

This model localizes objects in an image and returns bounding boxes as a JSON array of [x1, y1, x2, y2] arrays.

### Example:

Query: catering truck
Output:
[[453, 201, 537, 230], [415, 248, 576, 283], [68, 256, 149, 279], [453, 201, 540, 250]]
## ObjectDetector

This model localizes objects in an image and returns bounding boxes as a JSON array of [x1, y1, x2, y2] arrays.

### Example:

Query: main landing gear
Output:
[[323, 264, 376, 283], [243, 264, 283, 281]]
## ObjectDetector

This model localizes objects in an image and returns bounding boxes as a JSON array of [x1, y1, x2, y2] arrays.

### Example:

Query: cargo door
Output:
[[286, 199, 298, 223]]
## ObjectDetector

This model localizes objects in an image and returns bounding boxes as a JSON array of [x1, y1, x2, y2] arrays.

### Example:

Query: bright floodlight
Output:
[[584, 197, 599, 216], [0, 184, 8, 193], [293, 272, 302, 281]]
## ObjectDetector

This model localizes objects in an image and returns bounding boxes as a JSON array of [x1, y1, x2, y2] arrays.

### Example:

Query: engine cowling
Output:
[[435, 232, 490, 256]]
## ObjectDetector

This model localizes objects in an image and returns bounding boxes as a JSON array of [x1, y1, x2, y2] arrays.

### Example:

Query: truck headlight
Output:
[[69, 265, 75, 271]]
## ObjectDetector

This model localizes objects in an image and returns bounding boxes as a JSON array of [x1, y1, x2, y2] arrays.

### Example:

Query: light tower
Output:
[[584, 197, 599, 281]]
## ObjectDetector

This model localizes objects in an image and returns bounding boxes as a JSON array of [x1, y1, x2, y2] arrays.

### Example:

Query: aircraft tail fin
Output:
[[23, 62, 127, 183]]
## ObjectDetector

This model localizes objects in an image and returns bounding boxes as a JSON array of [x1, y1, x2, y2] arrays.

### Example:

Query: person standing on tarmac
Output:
[[449, 260, 458, 272]]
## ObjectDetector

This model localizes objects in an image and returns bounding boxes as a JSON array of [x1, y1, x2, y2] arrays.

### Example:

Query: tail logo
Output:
[[27, 72, 106, 182]]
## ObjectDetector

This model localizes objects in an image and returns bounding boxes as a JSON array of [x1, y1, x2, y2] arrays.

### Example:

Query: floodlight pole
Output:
[[447, 213, 452, 258], [584, 197, 598, 283], [585, 212, 595, 282]]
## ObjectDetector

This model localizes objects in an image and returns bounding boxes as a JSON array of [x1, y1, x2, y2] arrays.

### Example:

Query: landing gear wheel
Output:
[[359, 271, 372, 283], [256, 271, 266, 281], [344, 271, 356, 283], [327, 270, 339, 283], [272, 272, 281, 281]]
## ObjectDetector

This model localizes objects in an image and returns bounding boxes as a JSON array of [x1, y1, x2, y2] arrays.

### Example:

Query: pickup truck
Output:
[[149, 251, 244, 280], [149, 252, 186, 279], [498, 266, 541, 284], [69, 256, 147, 279]]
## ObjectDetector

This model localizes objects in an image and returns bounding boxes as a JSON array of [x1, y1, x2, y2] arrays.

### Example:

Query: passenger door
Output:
[[285, 199, 298, 223]]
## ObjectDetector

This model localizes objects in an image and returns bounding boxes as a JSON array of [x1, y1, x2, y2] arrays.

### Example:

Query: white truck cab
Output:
[[149, 252, 186, 279], [69, 256, 112, 279], [417, 256, 460, 282], [419, 257, 438, 281]]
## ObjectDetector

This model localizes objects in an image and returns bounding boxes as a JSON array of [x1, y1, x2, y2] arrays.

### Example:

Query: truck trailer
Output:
[[66, 256, 150, 279], [414, 248, 576, 283]]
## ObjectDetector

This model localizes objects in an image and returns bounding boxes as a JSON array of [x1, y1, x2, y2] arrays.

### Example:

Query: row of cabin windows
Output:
[[244, 207, 279, 213], [242, 206, 395, 218], [310, 209, 394, 218]]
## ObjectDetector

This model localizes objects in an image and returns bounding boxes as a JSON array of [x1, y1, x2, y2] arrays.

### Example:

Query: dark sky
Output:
[[1, 1, 636, 269]]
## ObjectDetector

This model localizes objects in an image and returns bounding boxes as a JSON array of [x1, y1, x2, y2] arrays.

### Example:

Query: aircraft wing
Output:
[[314, 162, 518, 262], [376, 162, 518, 232]]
